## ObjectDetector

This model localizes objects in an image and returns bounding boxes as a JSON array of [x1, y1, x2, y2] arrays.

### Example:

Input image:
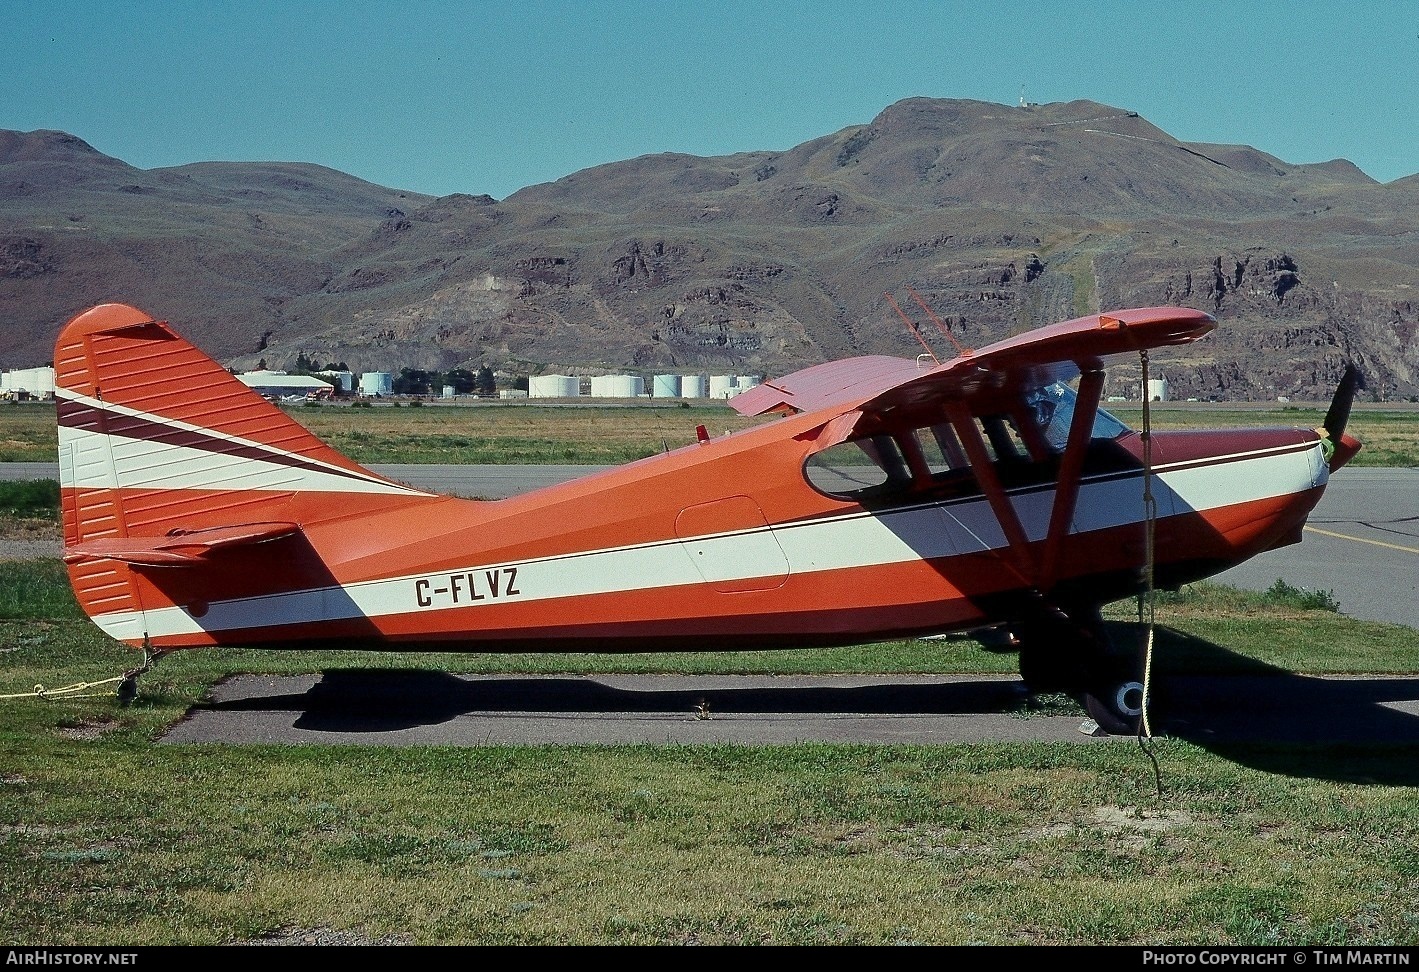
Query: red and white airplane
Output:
[[53, 302, 1361, 733]]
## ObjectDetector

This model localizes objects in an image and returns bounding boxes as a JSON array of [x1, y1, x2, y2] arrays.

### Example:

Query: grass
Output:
[[4, 399, 1417, 464], [3, 400, 1419, 945], [4, 556, 1419, 944], [0, 478, 59, 517]]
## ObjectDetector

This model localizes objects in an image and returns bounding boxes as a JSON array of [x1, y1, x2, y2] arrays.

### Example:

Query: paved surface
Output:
[[1214, 468, 1419, 628], [157, 671, 1419, 755]]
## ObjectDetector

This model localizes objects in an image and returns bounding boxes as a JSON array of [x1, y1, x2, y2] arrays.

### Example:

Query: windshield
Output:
[[1024, 381, 1131, 451]]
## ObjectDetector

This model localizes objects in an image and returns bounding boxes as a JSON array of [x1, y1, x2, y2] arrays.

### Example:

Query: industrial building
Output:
[[0, 366, 56, 400], [589, 375, 645, 398], [522, 371, 760, 400], [358, 372, 393, 397], [237, 370, 335, 400], [318, 370, 354, 393]]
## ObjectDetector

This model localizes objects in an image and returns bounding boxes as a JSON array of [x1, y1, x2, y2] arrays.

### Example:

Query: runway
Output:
[[7, 461, 1415, 630], [7, 458, 1417, 750]]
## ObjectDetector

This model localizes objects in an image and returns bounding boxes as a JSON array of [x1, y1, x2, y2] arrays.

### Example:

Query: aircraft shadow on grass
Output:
[[182, 623, 1419, 786]]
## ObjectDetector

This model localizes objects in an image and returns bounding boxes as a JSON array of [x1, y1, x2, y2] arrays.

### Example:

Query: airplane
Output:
[[52, 301, 1362, 734]]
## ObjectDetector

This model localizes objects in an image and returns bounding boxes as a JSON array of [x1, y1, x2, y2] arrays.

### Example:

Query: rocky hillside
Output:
[[3, 98, 1417, 400]]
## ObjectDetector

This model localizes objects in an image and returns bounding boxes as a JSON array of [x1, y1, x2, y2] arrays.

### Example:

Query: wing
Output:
[[732, 306, 1216, 418]]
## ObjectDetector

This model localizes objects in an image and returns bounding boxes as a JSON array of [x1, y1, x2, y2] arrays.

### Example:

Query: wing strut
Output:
[[945, 401, 1034, 587], [1037, 367, 1105, 592]]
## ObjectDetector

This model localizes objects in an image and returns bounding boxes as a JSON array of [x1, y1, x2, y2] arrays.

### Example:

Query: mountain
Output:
[[3, 98, 1417, 400]]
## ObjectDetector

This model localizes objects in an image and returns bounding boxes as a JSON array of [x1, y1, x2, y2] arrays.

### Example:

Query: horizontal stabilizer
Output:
[[62, 521, 301, 567]]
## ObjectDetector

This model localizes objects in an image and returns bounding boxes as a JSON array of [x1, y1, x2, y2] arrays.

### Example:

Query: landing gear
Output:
[[1016, 627, 1080, 696], [1083, 678, 1146, 736], [1013, 604, 1147, 735], [117, 638, 163, 706]]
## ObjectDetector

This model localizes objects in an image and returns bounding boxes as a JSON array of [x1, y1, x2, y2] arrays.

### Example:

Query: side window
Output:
[[912, 424, 967, 475], [977, 415, 1029, 462], [804, 434, 911, 500]]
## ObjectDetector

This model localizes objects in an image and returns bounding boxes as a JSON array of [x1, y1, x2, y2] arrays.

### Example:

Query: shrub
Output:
[[1263, 577, 1340, 612]]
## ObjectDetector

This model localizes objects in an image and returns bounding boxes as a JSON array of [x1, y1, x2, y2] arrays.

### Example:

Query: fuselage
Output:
[[76, 411, 1330, 653]]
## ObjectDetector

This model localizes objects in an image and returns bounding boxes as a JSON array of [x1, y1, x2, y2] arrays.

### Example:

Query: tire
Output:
[[1084, 679, 1146, 735]]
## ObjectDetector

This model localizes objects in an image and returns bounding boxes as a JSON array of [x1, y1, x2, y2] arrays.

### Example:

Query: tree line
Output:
[[288, 354, 502, 397]]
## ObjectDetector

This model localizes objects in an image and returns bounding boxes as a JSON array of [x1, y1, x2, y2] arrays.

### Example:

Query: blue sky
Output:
[[5, 0, 1415, 199]]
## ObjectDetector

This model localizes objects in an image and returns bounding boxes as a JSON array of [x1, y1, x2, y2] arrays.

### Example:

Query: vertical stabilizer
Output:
[[53, 303, 430, 643]]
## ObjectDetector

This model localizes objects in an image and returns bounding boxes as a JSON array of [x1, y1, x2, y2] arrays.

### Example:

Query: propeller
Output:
[[1322, 363, 1359, 442], [1319, 363, 1362, 471]]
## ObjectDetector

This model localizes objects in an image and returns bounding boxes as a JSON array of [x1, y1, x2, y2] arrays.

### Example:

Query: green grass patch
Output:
[[5, 552, 1419, 943], [3, 401, 1417, 464], [3, 638, 1419, 943], [0, 558, 79, 620], [2, 700, 1419, 944], [0, 478, 59, 517]]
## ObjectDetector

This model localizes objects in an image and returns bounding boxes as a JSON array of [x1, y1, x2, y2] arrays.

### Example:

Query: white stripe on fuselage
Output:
[[86, 441, 1326, 641]]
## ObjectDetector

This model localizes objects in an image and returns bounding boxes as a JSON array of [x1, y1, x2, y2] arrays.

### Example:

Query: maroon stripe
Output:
[[56, 398, 393, 488]]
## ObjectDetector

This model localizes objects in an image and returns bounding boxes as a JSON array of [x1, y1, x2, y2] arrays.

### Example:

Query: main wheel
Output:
[[1083, 679, 1146, 735], [1012, 605, 1101, 696]]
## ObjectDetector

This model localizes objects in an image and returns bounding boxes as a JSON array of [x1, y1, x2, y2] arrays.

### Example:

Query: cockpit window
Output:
[[1024, 381, 1131, 451], [912, 424, 968, 475]]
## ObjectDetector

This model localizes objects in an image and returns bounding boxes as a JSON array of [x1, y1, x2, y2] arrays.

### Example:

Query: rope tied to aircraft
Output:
[[1137, 348, 1163, 796], [0, 674, 127, 702], [0, 640, 160, 705]]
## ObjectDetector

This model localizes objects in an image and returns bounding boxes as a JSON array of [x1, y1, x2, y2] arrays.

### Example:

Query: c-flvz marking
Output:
[[53, 302, 1361, 734], [414, 568, 521, 609]]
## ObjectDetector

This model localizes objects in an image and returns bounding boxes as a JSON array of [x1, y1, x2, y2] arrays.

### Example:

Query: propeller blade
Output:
[[1323, 363, 1359, 442]]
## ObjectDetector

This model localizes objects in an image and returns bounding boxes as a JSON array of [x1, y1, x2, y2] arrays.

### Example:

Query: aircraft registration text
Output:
[[414, 568, 521, 608]]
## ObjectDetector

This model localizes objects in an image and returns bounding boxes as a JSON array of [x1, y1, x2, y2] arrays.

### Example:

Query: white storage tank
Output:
[[709, 375, 738, 399], [590, 375, 644, 398], [680, 375, 706, 398], [0, 373, 9, 392], [652, 374, 681, 398], [529, 374, 580, 398], [1146, 377, 1169, 402], [359, 372, 393, 396], [318, 370, 354, 393], [735, 375, 761, 392]]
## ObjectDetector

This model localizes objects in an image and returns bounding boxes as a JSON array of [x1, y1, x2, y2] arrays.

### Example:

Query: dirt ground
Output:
[[0, 518, 60, 560]]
